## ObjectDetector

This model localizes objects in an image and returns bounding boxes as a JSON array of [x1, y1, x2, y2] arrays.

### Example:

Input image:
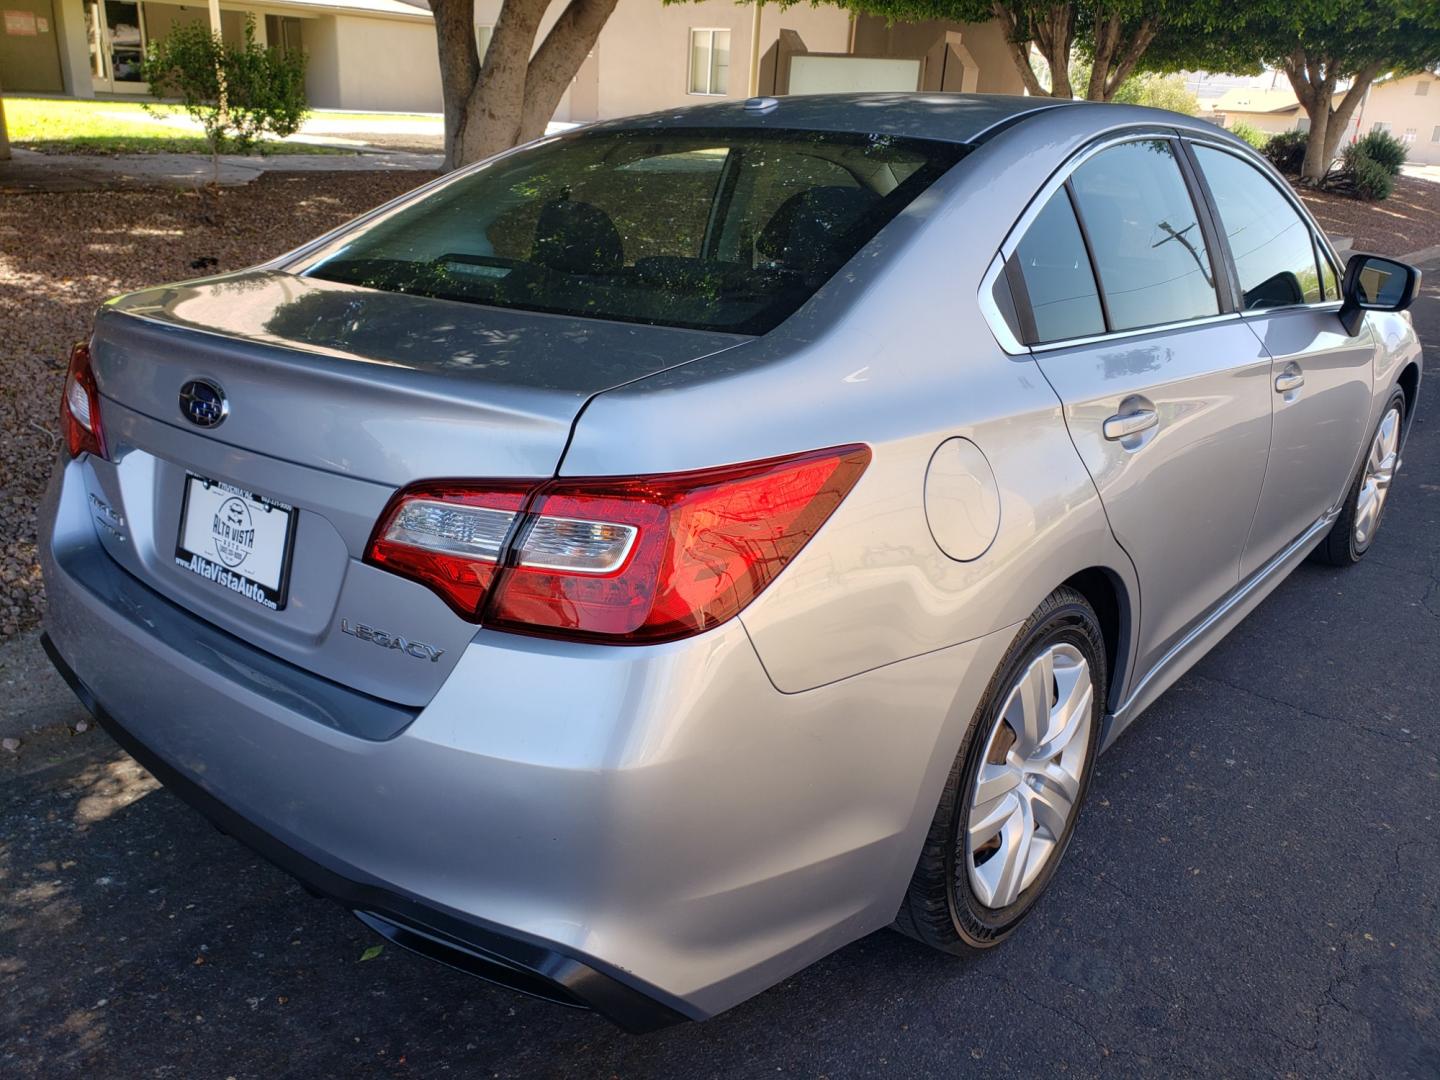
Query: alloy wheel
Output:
[[1354, 405, 1401, 550], [965, 643, 1094, 910]]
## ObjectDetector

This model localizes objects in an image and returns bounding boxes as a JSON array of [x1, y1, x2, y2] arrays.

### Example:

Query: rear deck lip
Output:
[[41, 631, 698, 1034]]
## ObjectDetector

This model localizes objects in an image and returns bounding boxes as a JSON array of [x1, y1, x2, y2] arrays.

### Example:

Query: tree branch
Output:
[[1100, 16, 1157, 100], [991, 0, 1047, 97], [519, 0, 617, 140]]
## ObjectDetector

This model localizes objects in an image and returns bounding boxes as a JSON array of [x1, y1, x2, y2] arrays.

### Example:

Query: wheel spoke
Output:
[[968, 790, 1019, 848], [1035, 663, 1092, 761], [975, 796, 1032, 909], [1030, 764, 1078, 839], [1009, 652, 1053, 756], [973, 762, 1021, 808]]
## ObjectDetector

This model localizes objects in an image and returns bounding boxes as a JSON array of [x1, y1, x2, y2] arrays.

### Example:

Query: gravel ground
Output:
[[1296, 175, 1440, 257], [0, 171, 437, 641]]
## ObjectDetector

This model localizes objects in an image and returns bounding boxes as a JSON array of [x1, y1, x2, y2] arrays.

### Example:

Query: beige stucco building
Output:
[[1213, 71, 1440, 165], [2, 0, 1024, 120]]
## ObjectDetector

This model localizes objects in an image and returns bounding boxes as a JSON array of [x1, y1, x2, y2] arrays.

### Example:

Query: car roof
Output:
[[585, 93, 1076, 145]]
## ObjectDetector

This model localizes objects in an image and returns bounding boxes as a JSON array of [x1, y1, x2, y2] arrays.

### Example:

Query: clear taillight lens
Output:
[[367, 483, 532, 617], [61, 341, 107, 460], [364, 445, 872, 642]]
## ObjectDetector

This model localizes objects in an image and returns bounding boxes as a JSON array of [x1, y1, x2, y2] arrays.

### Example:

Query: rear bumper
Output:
[[41, 455, 1014, 1023], [43, 630, 685, 1031]]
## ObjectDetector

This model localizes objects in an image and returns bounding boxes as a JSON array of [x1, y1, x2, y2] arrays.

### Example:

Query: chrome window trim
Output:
[[978, 254, 1027, 356], [996, 127, 1184, 264], [976, 124, 1356, 354], [980, 126, 1232, 353], [1029, 311, 1242, 354]]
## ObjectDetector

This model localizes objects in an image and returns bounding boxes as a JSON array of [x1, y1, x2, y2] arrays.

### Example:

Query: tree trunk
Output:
[[1285, 52, 1385, 184], [990, 0, 1075, 98], [432, 0, 618, 171], [990, 1, 1047, 97], [0, 81, 10, 162]]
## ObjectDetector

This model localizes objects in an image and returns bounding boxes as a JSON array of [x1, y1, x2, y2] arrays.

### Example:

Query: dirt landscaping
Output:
[[0, 171, 437, 641], [1296, 175, 1440, 257]]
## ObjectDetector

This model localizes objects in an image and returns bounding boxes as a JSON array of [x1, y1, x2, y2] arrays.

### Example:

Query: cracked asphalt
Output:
[[3, 259, 1438, 1079]]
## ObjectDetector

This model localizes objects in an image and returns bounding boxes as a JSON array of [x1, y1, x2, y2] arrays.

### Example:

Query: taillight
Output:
[[61, 341, 107, 460], [365, 445, 871, 643], [367, 482, 533, 617]]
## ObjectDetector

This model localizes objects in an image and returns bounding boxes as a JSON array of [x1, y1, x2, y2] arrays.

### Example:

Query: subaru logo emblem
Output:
[[179, 379, 228, 428]]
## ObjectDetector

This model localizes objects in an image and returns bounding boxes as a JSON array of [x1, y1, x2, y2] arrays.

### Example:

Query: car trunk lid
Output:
[[79, 271, 746, 706]]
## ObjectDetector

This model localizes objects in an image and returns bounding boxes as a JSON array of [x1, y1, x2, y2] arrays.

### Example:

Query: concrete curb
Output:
[[1400, 242, 1440, 266]]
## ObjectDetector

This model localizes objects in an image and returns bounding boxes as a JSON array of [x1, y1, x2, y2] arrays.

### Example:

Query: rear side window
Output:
[[1069, 140, 1220, 331], [1192, 145, 1322, 308], [1013, 189, 1105, 343], [300, 128, 967, 335]]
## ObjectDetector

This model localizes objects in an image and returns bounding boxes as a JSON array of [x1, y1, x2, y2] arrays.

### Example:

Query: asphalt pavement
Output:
[[3, 260, 1438, 1079]]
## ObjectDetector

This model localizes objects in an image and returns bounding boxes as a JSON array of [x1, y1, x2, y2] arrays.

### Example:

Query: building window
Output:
[[1417, 80, 1430, 96], [1296, 116, 1310, 133], [476, 24, 493, 63], [1371, 121, 1392, 135], [1403, 127, 1417, 145], [689, 29, 730, 95], [1432, 125, 1440, 143]]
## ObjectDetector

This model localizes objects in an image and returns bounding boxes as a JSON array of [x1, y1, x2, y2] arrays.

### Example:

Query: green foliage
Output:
[[1228, 122, 1270, 150], [1353, 129, 1407, 176], [1342, 144, 1396, 200], [1193, 1, 1440, 87], [142, 17, 308, 162], [1110, 73, 1199, 115], [1263, 129, 1308, 174], [828, 0, 1231, 98]]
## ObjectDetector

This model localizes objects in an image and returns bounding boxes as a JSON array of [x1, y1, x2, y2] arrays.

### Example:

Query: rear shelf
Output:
[[81, 274, 747, 705]]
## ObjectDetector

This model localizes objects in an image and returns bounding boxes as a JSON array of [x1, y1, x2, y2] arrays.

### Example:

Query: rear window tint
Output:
[[1069, 140, 1220, 331], [300, 128, 967, 335], [1013, 189, 1105, 343]]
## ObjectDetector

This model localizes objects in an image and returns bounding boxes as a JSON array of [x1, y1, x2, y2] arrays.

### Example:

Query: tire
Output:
[[894, 586, 1107, 954], [1313, 387, 1406, 567]]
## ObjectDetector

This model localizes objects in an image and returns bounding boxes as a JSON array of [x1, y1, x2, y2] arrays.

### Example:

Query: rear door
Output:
[[1185, 141, 1374, 578], [1012, 136, 1273, 678]]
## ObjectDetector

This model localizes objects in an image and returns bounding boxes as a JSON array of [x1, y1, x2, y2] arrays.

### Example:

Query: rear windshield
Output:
[[301, 128, 967, 335]]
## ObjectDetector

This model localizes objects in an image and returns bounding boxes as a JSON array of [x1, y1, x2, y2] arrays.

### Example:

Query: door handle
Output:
[[1103, 408, 1158, 441], [1275, 370, 1306, 394]]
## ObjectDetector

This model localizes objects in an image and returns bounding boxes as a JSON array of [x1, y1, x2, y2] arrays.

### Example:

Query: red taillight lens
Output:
[[366, 482, 533, 618], [61, 341, 107, 460], [365, 445, 871, 642]]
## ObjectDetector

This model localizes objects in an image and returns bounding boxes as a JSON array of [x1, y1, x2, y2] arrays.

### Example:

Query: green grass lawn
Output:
[[2, 96, 348, 155]]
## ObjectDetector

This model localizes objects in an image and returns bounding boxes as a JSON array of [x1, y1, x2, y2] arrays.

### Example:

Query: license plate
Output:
[[174, 474, 296, 610]]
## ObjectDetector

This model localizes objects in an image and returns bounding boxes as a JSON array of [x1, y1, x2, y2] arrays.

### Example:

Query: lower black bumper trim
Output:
[[41, 632, 693, 1034]]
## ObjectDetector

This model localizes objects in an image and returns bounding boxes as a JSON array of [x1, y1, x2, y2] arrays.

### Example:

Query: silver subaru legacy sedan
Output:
[[41, 94, 1422, 1030]]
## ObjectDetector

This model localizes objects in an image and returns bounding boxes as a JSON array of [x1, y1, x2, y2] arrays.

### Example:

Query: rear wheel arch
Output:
[[1059, 566, 1130, 713]]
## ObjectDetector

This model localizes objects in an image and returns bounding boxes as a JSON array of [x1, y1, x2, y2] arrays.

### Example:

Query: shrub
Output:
[[1352, 129, 1407, 176], [1111, 73, 1200, 116], [1341, 144, 1395, 200], [1264, 130, 1308, 175], [1229, 122, 1269, 150], [143, 17, 308, 193]]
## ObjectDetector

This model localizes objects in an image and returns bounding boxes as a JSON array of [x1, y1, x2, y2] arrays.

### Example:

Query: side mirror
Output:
[[1339, 253, 1422, 336]]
